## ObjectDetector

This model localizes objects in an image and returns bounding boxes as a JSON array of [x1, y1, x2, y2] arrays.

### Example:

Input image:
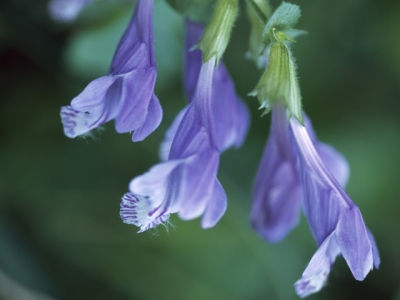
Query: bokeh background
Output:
[[1, 0, 400, 299]]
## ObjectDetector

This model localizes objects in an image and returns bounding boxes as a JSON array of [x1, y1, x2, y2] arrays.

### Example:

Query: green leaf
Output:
[[246, 0, 272, 68]]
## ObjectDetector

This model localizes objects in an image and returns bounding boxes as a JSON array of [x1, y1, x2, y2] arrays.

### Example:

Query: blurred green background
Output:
[[0, 0, 399, 299]]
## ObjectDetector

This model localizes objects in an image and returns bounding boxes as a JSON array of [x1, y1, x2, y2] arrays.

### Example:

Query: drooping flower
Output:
[[48, 0, 90, 22], [251, 104, 349, 243], [249, 2, 379, 296], [120, 55, 226, 232], [60, 0, 162, 142], [160, 19, 250, 161], [290, 115, 380, 297], [120, 17, 249, 232], [252, 106, 380, 298]]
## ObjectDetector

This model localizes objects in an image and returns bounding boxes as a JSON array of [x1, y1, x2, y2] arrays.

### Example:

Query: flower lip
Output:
[[120, 192, 171, 233]]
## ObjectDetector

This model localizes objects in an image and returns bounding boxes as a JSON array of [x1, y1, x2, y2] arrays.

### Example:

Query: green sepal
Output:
[[270, 29, 296, 43], [263, 2, 301, 44], [166, 0, 217, 23], [246, 0, 272, 68], [198, 0, 238, 64], [246, 0, 271, 24], [250, 41, 304, 124]]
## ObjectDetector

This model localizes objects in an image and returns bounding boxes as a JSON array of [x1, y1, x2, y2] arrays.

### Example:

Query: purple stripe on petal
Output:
[[120, 192, 171, 233]]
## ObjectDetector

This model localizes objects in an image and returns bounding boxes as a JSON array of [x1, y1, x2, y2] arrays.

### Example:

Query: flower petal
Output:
[[159, 107, 187, 161], [291, 117, 350, 245], [61, 76, 123, 138], [367, 228, 381, 269], [251, 105, 301, 242], [336, 206, 373, 280], [178, 150, 219, 220], [304, 114, 350, 187], [132, 93, 163, 142], [201, 179, 227, 229], [294, 232, 341, 298], [212, 63, 250, 151], [168, 106, 208, 159], [129, 159, 184, 205], [184, 19, 204, 101], [110, 0, 155, 73], [70, 76, 117, 112], [252, 160, 302, 242], [316, 143, 350, 188], [60, 106, 93, 138], [114, 68, 157, 133]]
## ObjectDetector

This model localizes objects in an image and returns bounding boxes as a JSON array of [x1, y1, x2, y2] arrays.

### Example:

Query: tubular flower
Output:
[[121, 56, 226, 232], [120, 20, 250, 232], [161, 19, 250, 160], [60, 0, 162, 142], [252, 105, 380, 297], [290, 115, 380, 297], [249, 3, 379, 295], [251, 105, 349, 243], [48, 0, 90, 22]]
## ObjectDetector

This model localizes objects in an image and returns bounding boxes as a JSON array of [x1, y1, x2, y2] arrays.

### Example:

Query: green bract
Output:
[[250, 41, 303, 124], [246, 0, 271, 24], [263, 2, 301, 44], [198, 0, 238, 64], [246, 0, 272, 68]]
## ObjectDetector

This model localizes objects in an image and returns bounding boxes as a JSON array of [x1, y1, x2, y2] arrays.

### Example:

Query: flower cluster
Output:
[[56, 0, 379, 297]]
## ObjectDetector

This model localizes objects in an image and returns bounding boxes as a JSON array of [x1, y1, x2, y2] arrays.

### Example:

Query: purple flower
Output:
[[161, 20, 250, 160], [291, 115, 380, 297], [251, 105, 379, 297], [251, 105, 349, 242], [48, 0, 90, 22], [121, 56, 224, 232], [60, 0, 162, 142], [120, 20, 250, 232]]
